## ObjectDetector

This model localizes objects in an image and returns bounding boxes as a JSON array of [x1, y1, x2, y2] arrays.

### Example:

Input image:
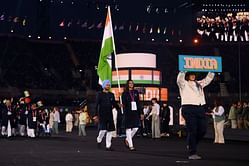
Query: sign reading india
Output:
[[179, 55, 222, 72]]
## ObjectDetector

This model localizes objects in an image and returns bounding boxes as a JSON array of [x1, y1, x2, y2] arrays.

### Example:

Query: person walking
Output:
[[228, 102, 237, 129], [65, 111, 74, 133], [177, 71, 215, 160], [122, 79, 144, 151], [160, 102, 171, 137], [52, 107, 60, 134], [93, 80, 119, 151], [147, 98, 160, 139], [211, 98, 225, 144], [78, 106, 90, 136]]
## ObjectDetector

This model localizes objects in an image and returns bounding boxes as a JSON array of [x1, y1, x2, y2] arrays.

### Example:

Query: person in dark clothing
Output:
[[141, 104, 151, 136], [93, 80, 119, 151], [122, 79, 144, 151], [37, 109, 47, 137], [116, 107, 124, 137], [1, 101, 8, 136], [160, 102, 171, 137], [17, 104, 28, 136], [27, 103, 37, 138], [1, 99, 16, 137]]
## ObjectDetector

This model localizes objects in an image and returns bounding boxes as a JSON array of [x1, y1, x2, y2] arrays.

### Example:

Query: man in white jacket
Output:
[[177, 71, 215, 160]]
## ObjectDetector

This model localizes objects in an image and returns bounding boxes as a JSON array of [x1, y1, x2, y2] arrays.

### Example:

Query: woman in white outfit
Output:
[[212, 98, 225, 144], [147, 98, 160, 138]]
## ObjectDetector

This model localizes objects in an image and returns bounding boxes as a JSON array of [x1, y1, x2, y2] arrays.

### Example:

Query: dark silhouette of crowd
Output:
[[197, 13, 249, 42]]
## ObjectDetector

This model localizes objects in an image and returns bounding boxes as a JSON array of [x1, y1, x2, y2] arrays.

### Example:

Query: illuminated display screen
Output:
[[112, 69, 161, 85], [131, 70, 153, 84], [111, 87, 168, 101], [116, 53, 156, 68], [112, 70, 129, 85]]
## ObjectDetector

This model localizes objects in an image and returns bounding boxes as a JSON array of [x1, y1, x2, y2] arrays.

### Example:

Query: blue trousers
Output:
[[182, 105, 207, 155]]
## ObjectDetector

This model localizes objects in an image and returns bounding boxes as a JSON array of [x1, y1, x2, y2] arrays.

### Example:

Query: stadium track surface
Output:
[[0, 127, 248, 166]]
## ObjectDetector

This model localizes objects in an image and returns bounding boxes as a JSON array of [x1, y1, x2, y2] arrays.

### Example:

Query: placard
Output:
[[179, 55, 222, 72]]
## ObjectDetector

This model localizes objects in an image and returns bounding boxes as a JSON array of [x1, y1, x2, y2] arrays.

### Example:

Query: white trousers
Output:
[[97, 130, 113, 148], [213, 120, 225, 143], [7, 120, 12, 137], [66, 121, 73, 132], [231, 120, 237, 129], [126, 128, 138, 148], [151, 115, 160, 138], [1, 126, 7, 136], [27, 127, 35, 138], [19, 125, 26, 136]]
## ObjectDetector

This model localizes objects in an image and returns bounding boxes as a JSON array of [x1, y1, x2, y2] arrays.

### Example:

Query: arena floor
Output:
[[0, 127, 248, 166]]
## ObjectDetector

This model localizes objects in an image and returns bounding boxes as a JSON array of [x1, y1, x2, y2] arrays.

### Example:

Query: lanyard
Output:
[[32, 110, 36, 117], [129, 90, 135, 101]]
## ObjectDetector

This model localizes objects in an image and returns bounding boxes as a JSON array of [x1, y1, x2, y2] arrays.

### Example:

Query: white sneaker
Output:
[[188, 154, 202, 160]]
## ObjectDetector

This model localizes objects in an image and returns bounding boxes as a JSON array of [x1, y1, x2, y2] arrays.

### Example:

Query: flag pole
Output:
[[108, 6, 123, 113]]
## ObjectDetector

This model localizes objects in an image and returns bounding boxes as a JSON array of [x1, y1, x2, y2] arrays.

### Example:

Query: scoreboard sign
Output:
[[179, 55, 222, 72]]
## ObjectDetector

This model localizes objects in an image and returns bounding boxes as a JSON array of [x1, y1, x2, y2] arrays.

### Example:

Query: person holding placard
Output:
[[177, 71, 215, 160]]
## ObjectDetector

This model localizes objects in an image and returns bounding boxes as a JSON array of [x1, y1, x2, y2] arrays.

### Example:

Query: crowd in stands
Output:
[[197, 13, 249, 42]]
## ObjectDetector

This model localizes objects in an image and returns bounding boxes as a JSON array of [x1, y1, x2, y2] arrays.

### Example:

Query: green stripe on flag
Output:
[[112, 80, 127, 85], [133, 80, 153, 84], [132, 80, 161, 85], [97, 37, 113, 83]]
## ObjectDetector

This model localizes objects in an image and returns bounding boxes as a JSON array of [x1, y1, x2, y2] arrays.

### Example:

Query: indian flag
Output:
[[97, 6, 115, 85], [153, 70, 161, 85], [112, 70, 129, 85], [131, 70, 153, 84]]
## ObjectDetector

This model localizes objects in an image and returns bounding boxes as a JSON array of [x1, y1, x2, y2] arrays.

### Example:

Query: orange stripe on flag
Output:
[[105, 12, 110, 27], [154, 71, 160, 76], [112, 70, 129, 75], [132, 70, 151, 75]]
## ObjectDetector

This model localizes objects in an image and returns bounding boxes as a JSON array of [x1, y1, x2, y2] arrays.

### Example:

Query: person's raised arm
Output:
[[198, 72, 215, 88], [177, 71, 186, 89]]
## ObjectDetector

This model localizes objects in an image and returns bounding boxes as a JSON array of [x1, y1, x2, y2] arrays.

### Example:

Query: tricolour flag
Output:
[[112, 70, 129, 85], [97, 7, 115, 85], [153, 71, 161, 85], [131, 70, 153, 84]]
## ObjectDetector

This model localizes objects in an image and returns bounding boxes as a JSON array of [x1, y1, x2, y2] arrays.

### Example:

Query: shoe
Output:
[[160, 133, 166, 137], [106, 147, 114, 151], [97, 142, 101, 149], [188, 154, 202, 160], [124, 139, 129, 148], [129, 147, 136, 151]]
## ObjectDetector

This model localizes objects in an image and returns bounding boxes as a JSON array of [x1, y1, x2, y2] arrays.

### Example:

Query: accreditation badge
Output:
[[131, 101, 137, 111], [33, 117, 37, 122]]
